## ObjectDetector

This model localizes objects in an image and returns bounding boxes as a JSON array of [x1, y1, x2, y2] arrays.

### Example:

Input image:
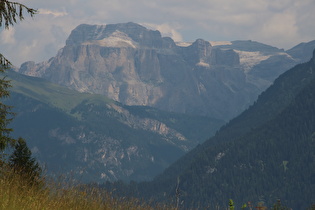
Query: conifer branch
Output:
[[0, 0, 37, 29], [0, 53, 12, 70]]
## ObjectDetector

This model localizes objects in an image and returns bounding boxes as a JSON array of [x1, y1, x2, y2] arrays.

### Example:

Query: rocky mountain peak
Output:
[[66, 22, 164, 48], [179, 39, 213, 67], [191, 38, 212, 48], [17, 23, 313, 121], [286, 40, 315, 63], [19, 61, 36, 75]]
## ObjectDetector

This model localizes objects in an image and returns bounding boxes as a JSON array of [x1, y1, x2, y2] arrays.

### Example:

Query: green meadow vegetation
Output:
[[9, 71, 114, 116]]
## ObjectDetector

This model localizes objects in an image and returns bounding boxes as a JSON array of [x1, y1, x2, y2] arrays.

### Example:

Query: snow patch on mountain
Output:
[[175, 42, 193, 47], [209, 41, 232, 46], [94, 24, 107, 40], [196, 61, 210, 68], [235, 50, 271, 72], [83, 30, 138, 48]]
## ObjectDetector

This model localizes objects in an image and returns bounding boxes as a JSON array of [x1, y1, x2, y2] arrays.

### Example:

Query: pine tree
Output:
[[0, 1, 37, 153], [0, 63, 14, 152], [9, 137, 42, 183]]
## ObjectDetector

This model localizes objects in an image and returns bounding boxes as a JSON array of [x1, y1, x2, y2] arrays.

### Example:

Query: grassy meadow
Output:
[[0, 168, 173, 210]]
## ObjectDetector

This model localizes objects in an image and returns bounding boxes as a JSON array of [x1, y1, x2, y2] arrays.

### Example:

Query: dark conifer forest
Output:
[[103, 51, 315, 209]]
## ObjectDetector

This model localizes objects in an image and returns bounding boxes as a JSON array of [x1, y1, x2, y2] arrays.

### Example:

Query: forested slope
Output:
[[107, 50, 315, 209]]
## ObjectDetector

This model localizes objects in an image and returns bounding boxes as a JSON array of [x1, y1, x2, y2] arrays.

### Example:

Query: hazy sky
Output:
[[1, 0, 315, 66]]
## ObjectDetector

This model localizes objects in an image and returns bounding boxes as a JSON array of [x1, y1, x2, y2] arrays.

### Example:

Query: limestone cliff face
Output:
[[17, 22, 301, 121]]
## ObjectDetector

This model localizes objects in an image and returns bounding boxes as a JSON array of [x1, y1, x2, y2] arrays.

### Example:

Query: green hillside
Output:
[[9, 70, 113, 114], [6, 71, 224, 182]]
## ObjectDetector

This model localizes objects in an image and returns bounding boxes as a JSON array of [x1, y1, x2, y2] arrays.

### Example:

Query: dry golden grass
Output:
[[0, 168, 173, 210]]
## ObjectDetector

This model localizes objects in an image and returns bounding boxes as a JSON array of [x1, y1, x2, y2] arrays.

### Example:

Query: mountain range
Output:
[[16, 22, 315, 121]]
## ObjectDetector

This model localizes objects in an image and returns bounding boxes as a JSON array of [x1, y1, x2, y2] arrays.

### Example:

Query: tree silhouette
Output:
[[9, 137, 42, 183], [0, 1, 37, 153]]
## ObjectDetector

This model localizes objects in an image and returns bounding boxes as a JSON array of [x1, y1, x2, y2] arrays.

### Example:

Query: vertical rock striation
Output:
[[17, 22, 306, 121]]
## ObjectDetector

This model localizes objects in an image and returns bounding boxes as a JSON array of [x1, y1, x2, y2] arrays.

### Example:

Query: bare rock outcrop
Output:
[[18, 22, 303, 121]]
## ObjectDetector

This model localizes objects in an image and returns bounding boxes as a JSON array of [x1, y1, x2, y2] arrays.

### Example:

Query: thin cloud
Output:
[[142, 23, 183, 42], [1, 28, 16, 44], [39, 9, 68, 17]]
